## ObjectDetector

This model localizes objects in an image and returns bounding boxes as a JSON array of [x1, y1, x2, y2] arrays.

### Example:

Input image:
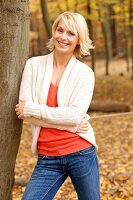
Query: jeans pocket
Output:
[[77, 146, 95, 156]]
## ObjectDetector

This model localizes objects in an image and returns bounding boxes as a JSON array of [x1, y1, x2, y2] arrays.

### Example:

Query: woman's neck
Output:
[[53, 51, 73, 69]]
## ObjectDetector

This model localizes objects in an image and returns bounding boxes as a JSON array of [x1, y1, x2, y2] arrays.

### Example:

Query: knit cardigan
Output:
[[19, 51, 98, 154]]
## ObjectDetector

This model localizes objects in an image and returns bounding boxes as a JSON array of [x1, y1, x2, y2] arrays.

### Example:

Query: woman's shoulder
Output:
[[26, 53, 50, 65], [75, 58, 94, 75]]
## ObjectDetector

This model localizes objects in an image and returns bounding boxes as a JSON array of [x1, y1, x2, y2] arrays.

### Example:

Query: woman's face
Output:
[[53, 20, 79, 56]]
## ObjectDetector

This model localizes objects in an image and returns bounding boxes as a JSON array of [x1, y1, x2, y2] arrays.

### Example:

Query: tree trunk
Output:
[[40, 0, 52, 38], [121, 0, 130, 72], [98, 3, 112, 75], [103, 7, 112, 76], [87, 0, 96, 72], [129, 0, 133, 79], [0, 1, 29, 200], [109, 4, 117, 57]]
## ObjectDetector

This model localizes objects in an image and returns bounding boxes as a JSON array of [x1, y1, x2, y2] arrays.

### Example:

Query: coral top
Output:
[[37, 82, 92, 156]]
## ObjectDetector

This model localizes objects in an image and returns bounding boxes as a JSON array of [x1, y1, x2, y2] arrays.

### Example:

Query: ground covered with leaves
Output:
[[13, 59, 133, 200]]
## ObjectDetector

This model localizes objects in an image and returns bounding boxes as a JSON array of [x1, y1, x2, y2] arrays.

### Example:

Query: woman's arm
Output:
[[17, 65, 94, 126], [21, 113, 90, 133], [16, 100, 90, 133]]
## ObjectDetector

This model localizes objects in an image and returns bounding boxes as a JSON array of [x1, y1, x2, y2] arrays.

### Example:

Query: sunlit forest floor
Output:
[[13, 58, 133, 200]]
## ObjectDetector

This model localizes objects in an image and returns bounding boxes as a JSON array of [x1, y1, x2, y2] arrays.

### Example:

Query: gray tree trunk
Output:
[[41, 0, 52, 38], [0, 1, 29, 200]]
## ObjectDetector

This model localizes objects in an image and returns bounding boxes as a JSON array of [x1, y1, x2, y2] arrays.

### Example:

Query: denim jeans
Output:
[[22, 146, 100, 200]]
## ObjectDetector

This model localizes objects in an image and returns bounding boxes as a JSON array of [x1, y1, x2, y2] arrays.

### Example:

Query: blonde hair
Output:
[[47, 11, 94, 58]]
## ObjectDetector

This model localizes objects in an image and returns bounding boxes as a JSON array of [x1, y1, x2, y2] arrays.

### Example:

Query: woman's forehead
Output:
[[57, 19, 78, 34]]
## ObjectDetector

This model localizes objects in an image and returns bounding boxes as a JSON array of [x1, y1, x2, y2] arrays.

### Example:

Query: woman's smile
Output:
[[58, 40, 69, 47]]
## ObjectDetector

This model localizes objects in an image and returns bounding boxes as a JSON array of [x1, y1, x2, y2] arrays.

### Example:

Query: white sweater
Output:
[[19, 51, 98, 154]]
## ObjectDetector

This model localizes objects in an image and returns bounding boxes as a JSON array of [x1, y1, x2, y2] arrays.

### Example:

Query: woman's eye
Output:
[[57, 28, 63, 33], [68, 31, 75, 36]]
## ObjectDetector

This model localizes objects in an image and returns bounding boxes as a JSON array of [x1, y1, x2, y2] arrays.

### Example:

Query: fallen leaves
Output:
[[91, 115, 133, 200]]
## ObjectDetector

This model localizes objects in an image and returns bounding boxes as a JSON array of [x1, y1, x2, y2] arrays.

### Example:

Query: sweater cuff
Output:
[[85, 113, 90, 121], [23, 101, 41, 119]]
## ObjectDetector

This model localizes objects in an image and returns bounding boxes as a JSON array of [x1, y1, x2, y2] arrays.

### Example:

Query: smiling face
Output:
[[53, 20, 79, 56]]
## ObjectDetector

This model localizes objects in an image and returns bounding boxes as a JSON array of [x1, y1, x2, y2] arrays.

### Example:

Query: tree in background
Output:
[[97, 0, 112, 75], [86, 0, 96, 72], [0, 1, 29, 199], [29, 0, 48, 56], [41, 0, 52, 38], [129, 0, 133, 79], [120, 0, 130, 71], [109, 3, 117, 57]]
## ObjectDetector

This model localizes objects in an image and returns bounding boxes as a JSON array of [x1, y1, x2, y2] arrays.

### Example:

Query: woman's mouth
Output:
[[58, 41, 68, 47]]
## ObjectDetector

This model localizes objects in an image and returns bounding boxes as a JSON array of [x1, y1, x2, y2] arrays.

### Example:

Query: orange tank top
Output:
[[37, 82, 92, 156]]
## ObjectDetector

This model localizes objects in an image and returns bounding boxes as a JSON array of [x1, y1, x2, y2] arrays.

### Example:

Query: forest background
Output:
[[0, 0, 132, 200]]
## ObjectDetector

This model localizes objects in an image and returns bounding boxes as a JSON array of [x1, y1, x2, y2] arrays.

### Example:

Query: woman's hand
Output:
[[76, 118, 90, 134], [15, 100, 25, 119]]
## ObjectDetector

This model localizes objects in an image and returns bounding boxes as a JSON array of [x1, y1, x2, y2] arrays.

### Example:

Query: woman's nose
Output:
[[61, 32, 67, 40]]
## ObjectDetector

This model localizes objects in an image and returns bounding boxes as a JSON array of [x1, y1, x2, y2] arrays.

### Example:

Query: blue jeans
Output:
[[22, 146, 100, 200]]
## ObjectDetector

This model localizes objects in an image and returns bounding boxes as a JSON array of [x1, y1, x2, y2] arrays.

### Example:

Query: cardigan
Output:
[[19, 51, 98, 154]]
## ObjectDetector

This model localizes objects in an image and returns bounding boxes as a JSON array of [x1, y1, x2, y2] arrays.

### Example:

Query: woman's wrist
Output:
[[23, 101, 41, 118]]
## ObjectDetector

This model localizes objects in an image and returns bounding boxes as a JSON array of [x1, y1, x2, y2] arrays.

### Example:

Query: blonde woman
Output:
[[15, 11, 100, 200]]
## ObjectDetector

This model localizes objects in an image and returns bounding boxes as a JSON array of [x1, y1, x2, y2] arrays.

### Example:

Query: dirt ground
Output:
[[13, 58, 133, 200]]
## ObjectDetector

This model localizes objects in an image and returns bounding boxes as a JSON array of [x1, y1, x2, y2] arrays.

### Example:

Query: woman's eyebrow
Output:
[[57, 25, 63, 28]]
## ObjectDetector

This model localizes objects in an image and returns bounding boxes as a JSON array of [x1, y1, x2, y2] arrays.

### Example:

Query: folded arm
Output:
[[16, 58, 94, 132]]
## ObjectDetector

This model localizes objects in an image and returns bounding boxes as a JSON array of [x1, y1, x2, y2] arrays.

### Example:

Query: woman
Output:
[[15, 11, 100, 200]]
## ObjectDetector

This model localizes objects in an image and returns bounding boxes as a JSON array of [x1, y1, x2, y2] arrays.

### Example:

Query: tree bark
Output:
[[0, 1, 29, 200]]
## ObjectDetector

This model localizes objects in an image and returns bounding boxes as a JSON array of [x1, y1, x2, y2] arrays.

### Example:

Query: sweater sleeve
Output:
[[19, 58, 33, 102], [23, 113, 90, 133], [23, 68, 95, 126]]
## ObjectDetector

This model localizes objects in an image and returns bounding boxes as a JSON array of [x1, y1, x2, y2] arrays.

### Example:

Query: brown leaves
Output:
[[91, 114, 133, 200]]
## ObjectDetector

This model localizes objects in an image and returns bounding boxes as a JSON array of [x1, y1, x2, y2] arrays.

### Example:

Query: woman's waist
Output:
[[38, 127, 79, 143]]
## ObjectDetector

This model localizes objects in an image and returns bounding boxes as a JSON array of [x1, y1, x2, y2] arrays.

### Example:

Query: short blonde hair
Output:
[[47, 11, 94, 58]]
